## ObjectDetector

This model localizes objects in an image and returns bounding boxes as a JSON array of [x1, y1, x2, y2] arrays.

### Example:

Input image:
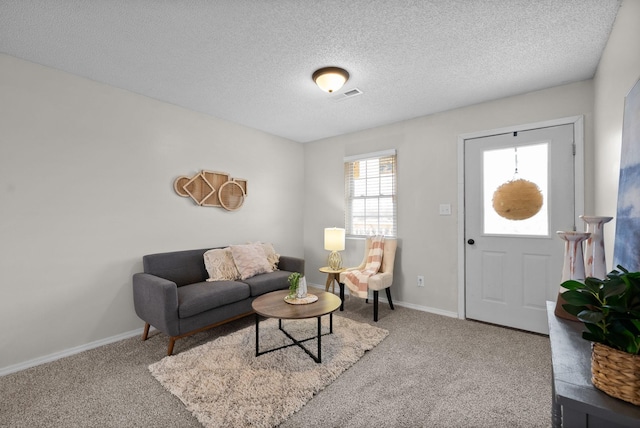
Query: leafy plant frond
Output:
[[577, 309, 604, 324], [584, 323, 604, 336], [603, 281, 628, 298], [287, 272, 301, 297], [561, 303, 586, 317], [560, 267, 640, 355], [562, 290, 599, 306], [582, 331, 605, 343], [584, 277, 604, 293], [561, 279, 589, 291]]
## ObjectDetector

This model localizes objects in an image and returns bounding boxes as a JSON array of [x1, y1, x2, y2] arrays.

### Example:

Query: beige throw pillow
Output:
[[203, 248, 240, 281], [257, 242, 280, 271], [230, 243, 273, 280]]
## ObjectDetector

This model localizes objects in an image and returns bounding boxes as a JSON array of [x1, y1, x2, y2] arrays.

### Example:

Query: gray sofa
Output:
[[132, 247, 304, 355]]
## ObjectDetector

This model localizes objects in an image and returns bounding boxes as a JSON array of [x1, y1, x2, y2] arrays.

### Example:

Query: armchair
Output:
[[339, 237, 397, 321]]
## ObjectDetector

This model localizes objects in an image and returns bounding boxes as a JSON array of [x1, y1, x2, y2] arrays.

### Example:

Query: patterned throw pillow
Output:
[[203, 248, 240, 281], [230, 243, 274, 280], [257, 242, 280, 271]]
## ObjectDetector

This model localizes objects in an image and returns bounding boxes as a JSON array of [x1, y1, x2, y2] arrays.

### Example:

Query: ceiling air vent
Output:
[[333, 88, 363, 102], [343, 88, 362, 97]]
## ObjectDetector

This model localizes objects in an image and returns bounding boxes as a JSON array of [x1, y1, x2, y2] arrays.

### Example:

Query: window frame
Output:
[[344, 149, 397, 238]]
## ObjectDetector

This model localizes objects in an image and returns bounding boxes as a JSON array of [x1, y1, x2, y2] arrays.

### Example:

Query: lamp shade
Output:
[[324, 227, 345, 251], [313, 67, 349, 93]]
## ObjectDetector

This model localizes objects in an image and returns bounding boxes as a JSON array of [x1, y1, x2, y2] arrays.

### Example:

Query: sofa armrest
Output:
[[132, 273, 180, 336], [278, 256, 305, 276]]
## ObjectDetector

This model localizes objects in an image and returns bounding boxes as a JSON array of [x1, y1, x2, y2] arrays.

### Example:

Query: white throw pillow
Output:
[[203, 248, 240, 281], [230, 243, 274, 280]]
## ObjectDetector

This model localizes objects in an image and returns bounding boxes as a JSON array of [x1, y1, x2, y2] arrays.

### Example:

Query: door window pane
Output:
[[483, 143, 548, 236]]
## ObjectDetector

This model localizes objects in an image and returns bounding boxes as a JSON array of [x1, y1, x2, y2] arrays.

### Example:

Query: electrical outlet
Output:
[[417, 275, 425, 287]]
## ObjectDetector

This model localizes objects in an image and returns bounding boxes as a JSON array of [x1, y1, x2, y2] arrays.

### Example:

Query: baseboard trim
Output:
[[391, 300, 458, 318], [309, 283, 459, 319], [3, 288, 457, 377], [0, 327, 147, 377]]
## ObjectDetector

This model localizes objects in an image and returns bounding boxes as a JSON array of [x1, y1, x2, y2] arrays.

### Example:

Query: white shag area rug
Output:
[[149, 315, 388, 428]]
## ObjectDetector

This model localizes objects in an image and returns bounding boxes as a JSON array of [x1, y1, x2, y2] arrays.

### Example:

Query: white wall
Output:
[[304, 80, 594, 315], [594, 0, 640, 266], [0, 54, 304, 371], [4, 0, 638, 373]]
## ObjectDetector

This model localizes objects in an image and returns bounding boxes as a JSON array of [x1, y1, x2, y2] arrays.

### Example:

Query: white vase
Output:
[[554, 231, 590, 321], [580, 215, 613, 279], [296, 276, 308, 299]]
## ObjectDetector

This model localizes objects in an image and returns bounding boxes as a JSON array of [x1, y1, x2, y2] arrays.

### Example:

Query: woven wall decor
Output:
[[492, 178, 543, 220], [174, 170, 247, 211]]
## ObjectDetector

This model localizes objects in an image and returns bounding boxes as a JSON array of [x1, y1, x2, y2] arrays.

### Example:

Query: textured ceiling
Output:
[[0, 0, 621, 143]]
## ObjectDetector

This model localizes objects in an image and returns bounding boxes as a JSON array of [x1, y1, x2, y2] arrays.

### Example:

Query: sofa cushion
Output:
[[177, 281, 250, 318], [230, 243, 273, 279], [204, 248, 240, 281], [241, 270, 292, 297], [143, 248, 211, 287]]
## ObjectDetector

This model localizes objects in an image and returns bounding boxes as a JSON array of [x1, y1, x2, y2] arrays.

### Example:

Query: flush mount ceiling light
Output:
[[312, 67, 349, 93]]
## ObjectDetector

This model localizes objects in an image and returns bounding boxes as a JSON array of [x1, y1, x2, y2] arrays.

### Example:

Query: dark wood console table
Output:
[[547, 301, 640, 427]]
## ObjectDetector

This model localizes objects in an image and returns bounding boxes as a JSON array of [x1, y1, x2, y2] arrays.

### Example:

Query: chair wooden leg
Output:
[[167, 337, 177, 356], [386, 287, 395, 310], [142, 323, 150, 341], [373, 290, 379, 322]]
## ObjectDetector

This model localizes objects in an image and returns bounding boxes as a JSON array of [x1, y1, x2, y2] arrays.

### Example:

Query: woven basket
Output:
[[591, 342, 640, 406]]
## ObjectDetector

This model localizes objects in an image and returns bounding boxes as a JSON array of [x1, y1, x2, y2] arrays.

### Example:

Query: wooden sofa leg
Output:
[[386, 287, 395, 310], [167, 337, 177, 356], [373, 290, 379, 322], [142, 323, 150, 341]]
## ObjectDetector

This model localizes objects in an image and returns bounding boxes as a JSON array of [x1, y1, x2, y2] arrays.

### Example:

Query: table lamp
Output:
[[324, 227, 345, 270]]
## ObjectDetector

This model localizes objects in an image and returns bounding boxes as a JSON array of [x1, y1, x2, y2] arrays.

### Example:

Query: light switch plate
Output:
[[439, 203, 452, 215]]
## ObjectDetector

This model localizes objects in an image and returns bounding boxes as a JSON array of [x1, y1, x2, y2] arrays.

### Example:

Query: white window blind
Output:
[[344, 150, 397, 237]]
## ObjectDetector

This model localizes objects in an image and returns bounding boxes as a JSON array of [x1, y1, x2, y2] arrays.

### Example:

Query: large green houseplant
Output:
[[561, 266, 640, 355], [561, 266, 640, 406]]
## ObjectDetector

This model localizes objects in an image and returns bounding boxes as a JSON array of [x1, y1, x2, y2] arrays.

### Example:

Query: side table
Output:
[[546, 301, 640, 427], [319, 266, 345, 293]]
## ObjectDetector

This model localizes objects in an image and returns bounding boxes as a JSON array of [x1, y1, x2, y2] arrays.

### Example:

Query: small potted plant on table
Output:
[[561, 266, 640, 406], [288, 272, 301, 298]]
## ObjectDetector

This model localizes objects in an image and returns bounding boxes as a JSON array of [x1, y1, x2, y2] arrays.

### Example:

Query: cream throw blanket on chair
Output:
[[343, 235, 385, 298]]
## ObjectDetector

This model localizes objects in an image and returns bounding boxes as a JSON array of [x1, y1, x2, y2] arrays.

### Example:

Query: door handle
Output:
[[467, 239, 475, 245]]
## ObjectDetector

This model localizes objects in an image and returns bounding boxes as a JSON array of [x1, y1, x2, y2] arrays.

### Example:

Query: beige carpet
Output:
[[149, 315, 388, 428]]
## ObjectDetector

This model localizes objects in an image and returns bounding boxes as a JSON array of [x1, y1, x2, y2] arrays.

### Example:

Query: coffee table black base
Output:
[[255, 313, 334, 363]]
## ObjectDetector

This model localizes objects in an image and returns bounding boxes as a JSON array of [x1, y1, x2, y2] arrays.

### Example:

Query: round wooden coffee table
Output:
[[252, 290, 342, 363]]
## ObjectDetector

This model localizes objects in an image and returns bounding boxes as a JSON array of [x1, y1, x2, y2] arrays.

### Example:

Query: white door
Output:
[[464, 124, 575, 334]]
